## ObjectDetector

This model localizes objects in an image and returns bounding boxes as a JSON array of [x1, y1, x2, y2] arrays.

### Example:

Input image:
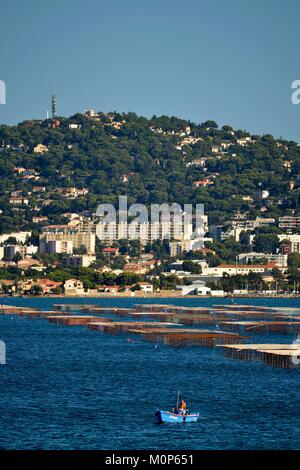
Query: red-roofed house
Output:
[[102, 247, 119, 259], [192, 179, 212, 188], [35, 279, 62, 294]]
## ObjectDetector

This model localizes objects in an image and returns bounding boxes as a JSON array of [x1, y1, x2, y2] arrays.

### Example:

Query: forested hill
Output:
[[0, 111, 299, 233]]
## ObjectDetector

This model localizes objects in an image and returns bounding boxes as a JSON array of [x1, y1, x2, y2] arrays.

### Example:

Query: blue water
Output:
[[0, 297, 299, 450]]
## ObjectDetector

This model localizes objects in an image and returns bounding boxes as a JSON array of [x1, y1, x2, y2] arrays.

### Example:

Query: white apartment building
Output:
[[238, 252, 288, 268], [231, 217, 275, 231], [278, 216, 300, 230], [96, 214, 208, 245], [96, 220, 194, 244]]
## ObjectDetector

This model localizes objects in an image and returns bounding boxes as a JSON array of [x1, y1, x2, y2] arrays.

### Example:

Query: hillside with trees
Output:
[[0, 111, 299, 233]]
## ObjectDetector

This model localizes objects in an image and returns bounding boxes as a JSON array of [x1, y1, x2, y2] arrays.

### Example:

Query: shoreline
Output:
[[0, 292, 299, 299]]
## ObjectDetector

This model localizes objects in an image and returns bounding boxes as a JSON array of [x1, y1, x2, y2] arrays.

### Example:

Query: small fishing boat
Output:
[[155, 410, 200, 423], [155, 391, 200, 423]]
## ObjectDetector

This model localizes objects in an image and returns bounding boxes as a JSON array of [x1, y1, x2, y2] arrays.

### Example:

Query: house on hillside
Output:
[[192, 179, 212, 188], [33, 144, 48, 154], [64, 279, 84, 295], [137, 282, 153, 293]]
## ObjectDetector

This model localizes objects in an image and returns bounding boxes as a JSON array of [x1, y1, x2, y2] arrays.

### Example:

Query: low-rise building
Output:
[[177, 280, 225, 296], [192, 179, 212, 188], [231, 217, 275, 231], [14, 166, 26, 174], [33, 144, 48, 153], [36, 279, 62, 294], [65, 187, 89, 198], [64, 279, 84, 295], [102, 247, 119, 259], [9, 196, 29, 205], [123, 260, 160, 275], [279, 234, 300, 254], [39, 239, 73, 255], [0, 280, 16, 293], [62, 255, 96, 268], [3, 244, 38, 260], [32, 216, 48, 223], [278, 216, 300, 230], [220, 217, 276, 241], [137, 282, 153, 293], [0, 232, 31, 245], [68, 123, 81, 129], [238, 252, 288, 267], [169, 259, 208, 271], [236, 137, 253, 146], [202, 262, 279, 277], [18, 278, 62, 294], [17, 257, 45, 270]]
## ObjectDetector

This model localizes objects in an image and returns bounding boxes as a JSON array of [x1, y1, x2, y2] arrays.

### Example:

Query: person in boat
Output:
[[179, 399, 187, 415]]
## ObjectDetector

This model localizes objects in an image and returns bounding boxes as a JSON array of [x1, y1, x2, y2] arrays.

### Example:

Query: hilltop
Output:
[[0, 111, 299, 233]]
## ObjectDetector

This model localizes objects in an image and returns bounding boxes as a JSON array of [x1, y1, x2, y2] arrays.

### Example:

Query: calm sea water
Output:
[[0, 296, 299, 450]]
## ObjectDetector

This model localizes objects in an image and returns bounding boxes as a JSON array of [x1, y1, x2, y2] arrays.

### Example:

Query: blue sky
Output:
[[0, 0, 300, 140]]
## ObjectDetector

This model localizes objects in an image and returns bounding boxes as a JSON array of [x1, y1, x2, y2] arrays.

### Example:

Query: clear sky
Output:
[[0, 0, 300, 141]]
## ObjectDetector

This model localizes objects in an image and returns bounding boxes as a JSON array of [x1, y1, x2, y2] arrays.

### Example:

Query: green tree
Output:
[[29, 284, 43, 295], [12, 252, 23, 265], [73, 244, 88, 255], [253, 234, 279, 253], [288, 253, 300, 269], [182, 260, 202, 274]]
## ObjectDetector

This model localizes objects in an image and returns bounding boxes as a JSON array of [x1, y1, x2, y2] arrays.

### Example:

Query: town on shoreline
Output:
[[0, 110, 299, 297]]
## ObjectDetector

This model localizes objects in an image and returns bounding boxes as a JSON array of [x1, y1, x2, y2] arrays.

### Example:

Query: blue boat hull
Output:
[[155, 410, 199, 423]]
